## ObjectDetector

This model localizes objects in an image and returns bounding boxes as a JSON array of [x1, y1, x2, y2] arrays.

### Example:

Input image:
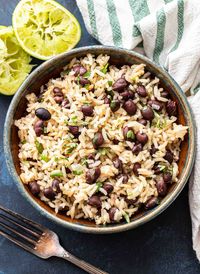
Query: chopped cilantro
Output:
[[98, 148, 109, 156], [126, 130, 135, 140], [73, 169, 83, 175], [84, 84, 90, 90], [101, 63, 109, 74], [105, 89, 114, 98], [21, 140, 26, 144], [50, 170, 63, 177], [66, 143, 78, 154], [81, 158, 88, 166], [96, 181, 103, 192], [108, 80, 113, 87], [35, 140, 44, 154], [41, 154, 50, 162], [123, 212, 130, 223], [83, 71, 91, 78]]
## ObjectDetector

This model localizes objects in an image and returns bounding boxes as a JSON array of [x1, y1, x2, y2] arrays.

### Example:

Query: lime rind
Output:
[[12, 0, 81, 60], [0, 26, 32, 95]]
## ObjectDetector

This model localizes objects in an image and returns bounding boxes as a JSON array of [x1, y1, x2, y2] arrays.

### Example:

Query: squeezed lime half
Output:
[[0, 26, 32, 95], [12, 0, 81, 60]]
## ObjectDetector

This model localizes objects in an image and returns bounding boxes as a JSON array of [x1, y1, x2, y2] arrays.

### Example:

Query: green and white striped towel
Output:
[[76, 0, 200, 261]]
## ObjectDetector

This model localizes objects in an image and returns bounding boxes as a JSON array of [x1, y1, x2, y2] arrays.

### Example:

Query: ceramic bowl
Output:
[[4, 46, 196, 234]]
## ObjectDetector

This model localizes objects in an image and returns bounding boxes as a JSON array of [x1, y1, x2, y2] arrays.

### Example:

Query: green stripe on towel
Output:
[[87, 0, 99, 40], [153, 8, 166, 63], [106, 0, 123, 47], [170, 0, 184, 52]]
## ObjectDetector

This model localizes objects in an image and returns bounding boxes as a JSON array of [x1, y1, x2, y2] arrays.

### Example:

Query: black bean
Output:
[[113, 139, 119, 145], [150, 145, 158, 156], [28, 181, 40, 196], [93, 132, 104, 148], [121, 90, 134, 100], [141, 106, 154, 121], [136, 132, 148, 145], [153, 164, 163, 175], [87, 153, 95, 160], [54, 95, 64, 104], [34, 120, 44, 137], [53, 87, 63, 95], [109, 207, 117, 222], [138, 119, 147, 126], [104, 96, 111, 104], [112, 78, 128, 92], [148, 100, 163, 112], [136, 85, 147, 97], [88, 195, 102, 208], [123, 126, 135, 141], [103, 183, 114, 194], [123, 99, 137, 115], [113, 157, 123, 173], [43, 187, 56, 200], [125, 197, 138, 205], [79, 77, 90, 86], [52, 179, 61, 193], [35, 108, 51, 121], [73, 65, 87, 76], [81, 105, 94, 117], [132, 143, 143, 155], [163, 172, 172, 183], [86, 167, 101, 184], [68, 126, 79, 137], [166, 100, 177, 116], [164, 150, 173, 164], [110, 100, 120, 112], [145, 197, 159, 209], [133, 162, 141, 176], [118, 174, 129, 183], [61, 98, 70, 108], [65, 167, 71, 174], [156, 178, 167, 197], [160, 91, 169, 98]]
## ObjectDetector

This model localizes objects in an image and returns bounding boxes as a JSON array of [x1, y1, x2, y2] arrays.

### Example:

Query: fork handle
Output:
[[57, 249, 109, 274]]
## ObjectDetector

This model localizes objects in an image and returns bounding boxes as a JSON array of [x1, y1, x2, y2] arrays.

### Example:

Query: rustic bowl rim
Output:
[[4, 45, 196, 234]]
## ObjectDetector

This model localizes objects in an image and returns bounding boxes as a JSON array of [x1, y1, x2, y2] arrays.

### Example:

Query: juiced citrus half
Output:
[[0, 26, 32, 95], [12, 0, 81, 60]]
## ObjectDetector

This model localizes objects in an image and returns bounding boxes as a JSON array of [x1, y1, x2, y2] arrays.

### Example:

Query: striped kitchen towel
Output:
[[77, 0, 200, 94], [76, 0, 200, 261]]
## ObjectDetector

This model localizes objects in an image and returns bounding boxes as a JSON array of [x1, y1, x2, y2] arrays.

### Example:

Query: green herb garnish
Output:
[[35, 140, 44, 154], [123, 212, 130, 223], [41, 154, 50, 162], [108, 80, 113, 87], [105, 89, 114, 98], [81, 158, 88, 166], [98, 148, 109, 156], [83, 71, 91, 78], [73, 169, 83, 175], [62, 69, 70, 75], [50, 170, 63, 177], [21, 140, 26, 144], [96, 181, 103, 192], [126, 130, 135, 140], [84, 84, 90, 90], [66, 143, 78, 154], [101, 63, 109, 74]]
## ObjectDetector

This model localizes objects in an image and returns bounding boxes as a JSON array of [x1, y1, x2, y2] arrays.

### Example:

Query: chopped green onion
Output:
[[73, 170, 83, 175], [96, 181, 103, 192], [35, 140, 44, 154], [101, 63, 109, 74], [123, 212, 130, 223], [77, 76, 80, 85], [83, 101, 90, 105], [21, 140, 26, 144], [158, 164, 167, 172], [83, 71, 91, 78], [50, 170, 63, 177], [41, 154, 50, 162], [108, 80, 113, 87], [66, 143, 78, 154], [126, 130, 135, 140], [105, 89, 114, 98], [81, 158, 88, 166], [98, 148, 109, 156], [84, 84, 90, 90]]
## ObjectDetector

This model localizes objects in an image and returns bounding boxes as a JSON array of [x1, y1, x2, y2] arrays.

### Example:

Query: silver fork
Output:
[[0, 205, 108, 274]]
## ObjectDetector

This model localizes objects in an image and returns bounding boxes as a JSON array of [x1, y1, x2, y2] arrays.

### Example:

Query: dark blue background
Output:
[[0, 1, 200, 273]]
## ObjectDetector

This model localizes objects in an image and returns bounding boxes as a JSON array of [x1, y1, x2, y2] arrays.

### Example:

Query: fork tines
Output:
[[0, 205, 45, 251]]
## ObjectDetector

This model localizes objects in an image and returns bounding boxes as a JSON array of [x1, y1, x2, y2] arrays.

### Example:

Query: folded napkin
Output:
[[77, 0, 200, 260]]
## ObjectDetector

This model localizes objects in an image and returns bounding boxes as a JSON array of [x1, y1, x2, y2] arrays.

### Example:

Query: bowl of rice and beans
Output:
[[4, 46, 195, 233]]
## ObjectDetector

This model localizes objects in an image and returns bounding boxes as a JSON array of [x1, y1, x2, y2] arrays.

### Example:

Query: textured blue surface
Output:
[[1, 1, 200, 274]]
